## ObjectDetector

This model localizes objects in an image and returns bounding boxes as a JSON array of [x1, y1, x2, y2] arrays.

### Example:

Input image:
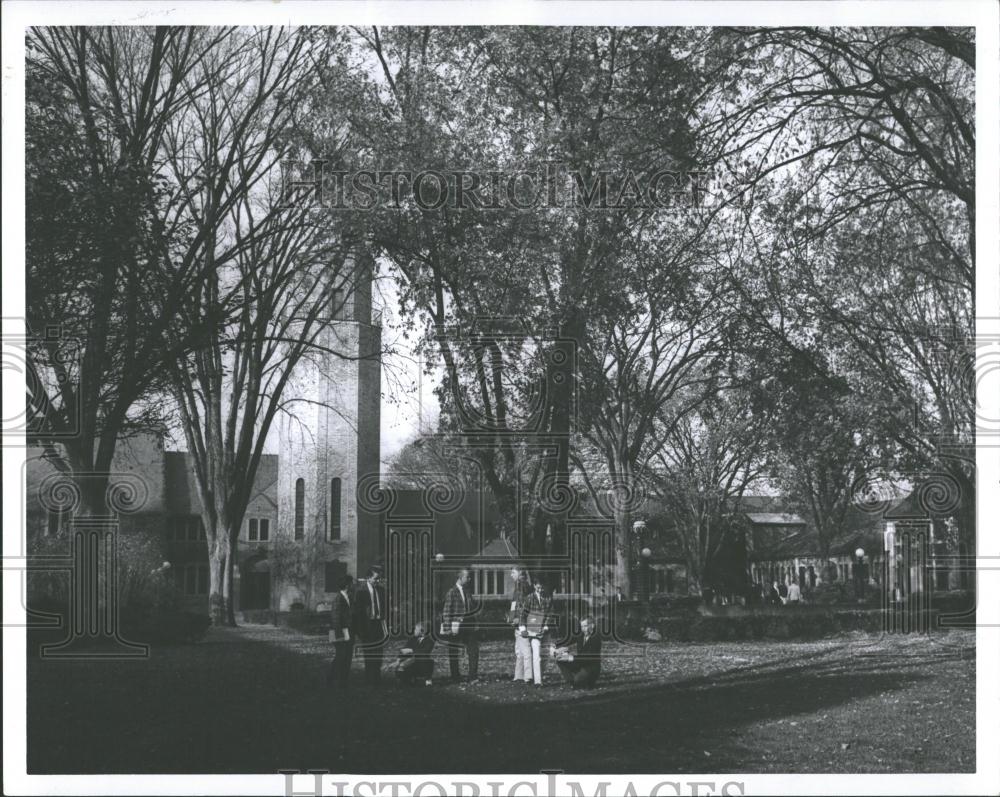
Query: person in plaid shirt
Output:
[[521, 580, 553, 686], [509, 566, 534, 685]]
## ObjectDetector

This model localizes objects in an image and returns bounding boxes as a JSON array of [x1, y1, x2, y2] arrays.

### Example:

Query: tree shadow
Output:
[[26, 627, 971, 775]]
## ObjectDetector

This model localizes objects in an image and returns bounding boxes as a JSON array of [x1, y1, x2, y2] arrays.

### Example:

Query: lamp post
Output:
[[854, 547, 866, 601], [632, 520, 649, 602]]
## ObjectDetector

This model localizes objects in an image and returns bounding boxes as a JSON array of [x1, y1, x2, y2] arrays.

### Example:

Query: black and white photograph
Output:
[[2, 2, 997, 796]]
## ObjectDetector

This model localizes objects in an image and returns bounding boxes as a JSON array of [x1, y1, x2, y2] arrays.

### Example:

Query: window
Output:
[[330, 288, 346, 320], [248, 518, 270, 542], [294, 478, 305, 540], [474, 569, 505, 596], [324, 560, 347, 593], [168, 516, 204, 541], [179, 564, 209, 596], [329, 478, 342, 541], [186, 517, 205, 541]]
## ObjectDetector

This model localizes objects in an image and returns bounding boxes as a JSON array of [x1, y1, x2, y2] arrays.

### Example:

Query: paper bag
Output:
[[525, 610, 546, 637]]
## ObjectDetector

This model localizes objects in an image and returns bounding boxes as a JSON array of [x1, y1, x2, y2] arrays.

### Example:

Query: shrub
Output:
[[27, 525, 210, 645]]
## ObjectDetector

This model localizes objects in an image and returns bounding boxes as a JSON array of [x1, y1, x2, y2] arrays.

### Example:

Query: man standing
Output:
[[442, 569, 479, 683], [522, 580, 553, 686], [509, 567, 533, 685], [553, 615, 602, 689], [786, 578, 802, 605], [353, 566, 387, 685], [328, 574, 355, 688]]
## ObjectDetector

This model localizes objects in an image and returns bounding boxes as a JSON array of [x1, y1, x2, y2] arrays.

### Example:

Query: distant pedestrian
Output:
[[769, 582, 782, 605], [786, 580, 802, 604], [778, 581, 789, 605]]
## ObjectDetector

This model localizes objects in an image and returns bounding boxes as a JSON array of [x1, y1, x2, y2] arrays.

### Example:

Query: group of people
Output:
[[327, 565, 602, 691], [750, 579, 803, 606]]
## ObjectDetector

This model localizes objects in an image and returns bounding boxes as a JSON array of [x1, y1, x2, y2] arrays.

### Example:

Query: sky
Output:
[[374, 259, 442, 467]]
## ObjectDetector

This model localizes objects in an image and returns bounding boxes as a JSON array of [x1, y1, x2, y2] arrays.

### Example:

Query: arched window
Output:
[[294, 478, 305, 540], [329, 478, 342, 541]]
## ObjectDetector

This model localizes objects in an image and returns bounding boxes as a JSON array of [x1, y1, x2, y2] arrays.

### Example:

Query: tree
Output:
[[699, 27, 974, 562], [26, 27, 234, 514], [650, 390, 767, 594], [164, 28, 375, 625], [574, 222, 736, 596], [301, 27, 708, 570], [753, 348, 885, 576]]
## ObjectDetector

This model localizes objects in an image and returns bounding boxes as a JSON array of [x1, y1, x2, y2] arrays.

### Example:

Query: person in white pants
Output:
[[523, 581, 553, 686], [510, 567, 533, 684]]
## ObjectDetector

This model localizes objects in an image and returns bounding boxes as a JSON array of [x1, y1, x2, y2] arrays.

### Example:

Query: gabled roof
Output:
[[884, 484, 955, 520], [477, 536, 519, 559]]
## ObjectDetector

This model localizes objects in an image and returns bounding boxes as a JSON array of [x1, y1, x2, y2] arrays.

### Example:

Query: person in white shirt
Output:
[[786, 579, 802, 604]]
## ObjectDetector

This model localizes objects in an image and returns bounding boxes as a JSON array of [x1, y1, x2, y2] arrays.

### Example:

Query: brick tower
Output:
[[275, 255, 381, 610]]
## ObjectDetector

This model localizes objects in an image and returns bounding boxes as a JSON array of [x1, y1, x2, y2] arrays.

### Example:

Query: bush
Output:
[[27, 525, 210, 646]]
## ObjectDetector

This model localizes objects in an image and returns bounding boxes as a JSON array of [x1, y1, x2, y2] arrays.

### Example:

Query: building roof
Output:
[[883, 483, 956, 520], [745, 512, 806, 526], [476, 536, 519, 560]]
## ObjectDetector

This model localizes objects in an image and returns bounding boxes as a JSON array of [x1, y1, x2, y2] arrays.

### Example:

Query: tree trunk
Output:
[[224, 535, 237, 626], [612, 502, 632, 600], [208, 540, 232, 626]]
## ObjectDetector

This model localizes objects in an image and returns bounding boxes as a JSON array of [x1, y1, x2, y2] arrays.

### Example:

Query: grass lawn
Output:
[[27, 625, 974, 774]]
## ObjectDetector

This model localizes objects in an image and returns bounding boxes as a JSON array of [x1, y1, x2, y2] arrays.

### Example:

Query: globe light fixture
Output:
[[641, 547, 652, 559], [855, 547, 866, 560]]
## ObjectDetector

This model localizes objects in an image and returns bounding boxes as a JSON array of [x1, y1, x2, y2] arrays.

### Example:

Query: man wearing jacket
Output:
[[441, 569, 479, 683], [554, 615, 602, 689], [522, 580, 553, 686], [396, 620, 436, 686], [353, 566, 387, 685], [328, 574, 355, 688]]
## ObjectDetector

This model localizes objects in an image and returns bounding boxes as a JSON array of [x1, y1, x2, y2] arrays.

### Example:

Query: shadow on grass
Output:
[[26, 626, 966, 775]]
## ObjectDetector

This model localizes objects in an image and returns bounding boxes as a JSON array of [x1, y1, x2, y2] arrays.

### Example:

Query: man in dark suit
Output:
[[353, 566, 387, 685], [327, 574, 354, 688], [395, 620, 435, 686], [441, 568, 479, 682], [554, 615, 602, 689]]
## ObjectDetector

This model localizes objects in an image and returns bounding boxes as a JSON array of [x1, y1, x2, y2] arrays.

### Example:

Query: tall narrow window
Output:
[[294, 478, 305, 540], [259, 518, 270, 542], [249, 518, 259, 542], [329, 478, 342, 540], [330, 288, 346, 320]]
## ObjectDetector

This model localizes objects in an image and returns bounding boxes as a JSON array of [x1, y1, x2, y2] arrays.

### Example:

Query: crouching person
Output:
[[396, 621, 435, 686], [553, 615, 602, 689]]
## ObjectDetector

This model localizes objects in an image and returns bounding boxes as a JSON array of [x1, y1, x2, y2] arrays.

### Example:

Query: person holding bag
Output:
[[509, 566, 534, 685], [521, 580, 553, 687]]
